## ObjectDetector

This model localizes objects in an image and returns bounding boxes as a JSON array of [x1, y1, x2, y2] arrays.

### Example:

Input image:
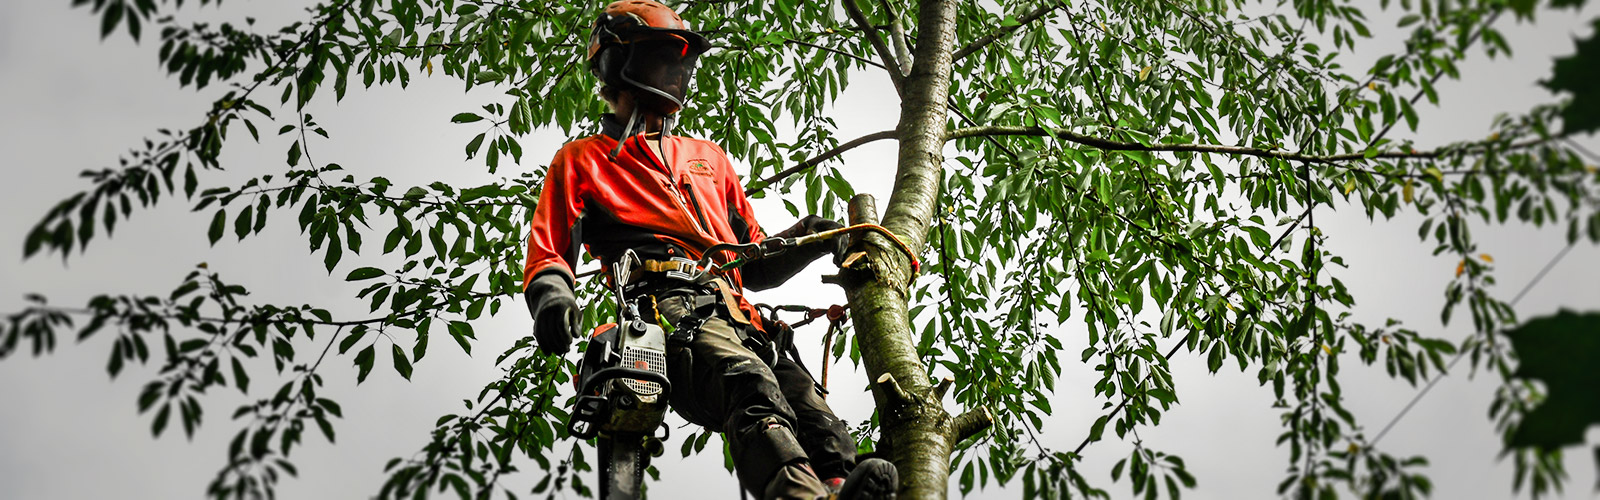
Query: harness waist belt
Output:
[[621, 257, 754, 328], [630, 257, 702, 284]]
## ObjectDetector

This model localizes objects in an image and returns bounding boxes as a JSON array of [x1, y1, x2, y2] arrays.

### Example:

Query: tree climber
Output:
[[521, 1, 898, 499]]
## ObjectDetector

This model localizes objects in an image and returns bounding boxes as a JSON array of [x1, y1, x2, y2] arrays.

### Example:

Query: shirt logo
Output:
[[686, 159, 714, 176]]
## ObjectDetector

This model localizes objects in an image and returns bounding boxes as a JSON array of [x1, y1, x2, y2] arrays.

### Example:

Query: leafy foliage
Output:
[[6, 0, 1600, 499], [1541, 19, 1600, 136], [1503, 309, 1600, 450]]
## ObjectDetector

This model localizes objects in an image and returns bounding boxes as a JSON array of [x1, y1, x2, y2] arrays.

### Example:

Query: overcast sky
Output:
[[1, 1, 1597, 499]]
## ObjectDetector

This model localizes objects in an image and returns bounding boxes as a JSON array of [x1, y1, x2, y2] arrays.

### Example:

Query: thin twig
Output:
[[952, 2, 1067, 62], [1369, 242, 1575, 445], [842, 0, 905, 93], [745, 130, 897, 195]]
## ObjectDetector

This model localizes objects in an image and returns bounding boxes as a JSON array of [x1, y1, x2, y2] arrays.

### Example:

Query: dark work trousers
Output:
[[650, 292, 857, 499]]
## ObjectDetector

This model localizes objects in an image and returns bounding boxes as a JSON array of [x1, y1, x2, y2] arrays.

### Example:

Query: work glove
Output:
[[782, 215, 847, 263], [743, 215, 844, 291], [524, 271, 581, 356]]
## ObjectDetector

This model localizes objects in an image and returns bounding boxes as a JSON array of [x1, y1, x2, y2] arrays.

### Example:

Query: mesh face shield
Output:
[[614, 36, 700, 116]]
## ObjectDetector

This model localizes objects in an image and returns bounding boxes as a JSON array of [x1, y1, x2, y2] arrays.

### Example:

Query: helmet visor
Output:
[[622, 37, 699, 114]]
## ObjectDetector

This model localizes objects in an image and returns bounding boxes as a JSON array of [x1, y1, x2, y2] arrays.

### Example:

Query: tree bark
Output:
[[838, 0, 965, 498]]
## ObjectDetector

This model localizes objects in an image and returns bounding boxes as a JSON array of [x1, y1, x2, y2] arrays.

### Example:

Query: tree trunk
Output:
[[838, 1, 986, 499]]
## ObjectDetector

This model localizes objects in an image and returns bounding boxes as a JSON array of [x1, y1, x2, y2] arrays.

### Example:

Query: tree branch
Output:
[[843, 0, 906, 93], [1365, 10, 1503, 150], [951, 2, 1066, 62], [947, 125, 1558, 165], [780, 38, 884, 69], [875, 372, 912, 409], [877, 0, 913, 74], [22, 291, 497, 329], [932, 375, 954, 400], [745, 130, 897, 195], [951, 407, 994, 443]]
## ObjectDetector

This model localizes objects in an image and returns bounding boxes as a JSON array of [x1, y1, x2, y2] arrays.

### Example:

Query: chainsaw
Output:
[[565, 249, 672, 465]]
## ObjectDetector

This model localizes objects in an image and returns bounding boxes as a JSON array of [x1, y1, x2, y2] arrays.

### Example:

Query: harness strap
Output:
[[620, 256, 754, 328], [707, 278, 751, 326]]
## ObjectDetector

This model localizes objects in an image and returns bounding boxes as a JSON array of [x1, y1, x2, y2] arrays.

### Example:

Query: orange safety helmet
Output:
[[586, 0, 711, 91]]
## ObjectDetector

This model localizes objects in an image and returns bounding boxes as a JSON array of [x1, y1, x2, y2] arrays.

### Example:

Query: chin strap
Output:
[[609, 106, 681, 166], [612, 43, 684, 163], [609, 108, 641, 159], [658, 114, 674, 164]]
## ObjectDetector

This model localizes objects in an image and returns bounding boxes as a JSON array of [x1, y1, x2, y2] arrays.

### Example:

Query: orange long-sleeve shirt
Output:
[[523, 117, 767, 328]]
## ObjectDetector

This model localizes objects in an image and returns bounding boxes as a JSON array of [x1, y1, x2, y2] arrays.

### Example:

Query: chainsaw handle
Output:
[[568, 367, 673, 440], [577, 367, 673, 398]]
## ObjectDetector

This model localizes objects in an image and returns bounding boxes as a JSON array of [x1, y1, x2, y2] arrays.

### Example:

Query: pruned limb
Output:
[[951, 407, 994, 443], [952, 2, 1067, 62], [932, 375, 954, 400], [843, 0, 906, 94], [840, 251, 869, 271], [875, 373, 912, 409], [847, 194, 879, 226], [843, 195, 899, 284]]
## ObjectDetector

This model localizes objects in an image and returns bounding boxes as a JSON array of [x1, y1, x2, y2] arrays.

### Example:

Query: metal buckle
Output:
[[662, 257, 698, 281]]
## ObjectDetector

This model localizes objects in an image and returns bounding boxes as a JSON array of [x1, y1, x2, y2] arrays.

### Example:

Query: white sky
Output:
[[1, 1, 1597, 499]]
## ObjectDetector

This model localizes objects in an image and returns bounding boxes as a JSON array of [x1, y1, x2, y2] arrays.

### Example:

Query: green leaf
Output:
[[1371, 54, 1395, 75], [345, 267, 385, 281], [318, 398, 343, 418], [314, 413, 336, 443], [451, 112, 483, 123], [208, 209, 226, 245], [100, 1, 124, 39], [448, 321, 475, 355], [151, 404, 171, 437], [383, 227, 404, 253], [184, 166, 198, 198], [1148, 388, 1177, 405], [324, 234, 343, 272], [1088, 415, 1109, 442], [391, 344, 413, 380], [960, 462, 974, 494], [1504, 309, 1600, 450], [338, 329, 367, 355], [234, 204, 253, 240], [287, 141, 302, 167], [231, 357, 250, 393], [354, 345, 375, 383]]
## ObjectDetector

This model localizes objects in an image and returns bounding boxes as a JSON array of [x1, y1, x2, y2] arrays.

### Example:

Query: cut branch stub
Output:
[[951, 407, 994, 444], [932, 375, 954, 400], [876, 373, 913, 409]]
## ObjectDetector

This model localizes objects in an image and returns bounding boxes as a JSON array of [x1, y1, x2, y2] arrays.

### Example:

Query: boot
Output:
[[830, 458, 897, 500]]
